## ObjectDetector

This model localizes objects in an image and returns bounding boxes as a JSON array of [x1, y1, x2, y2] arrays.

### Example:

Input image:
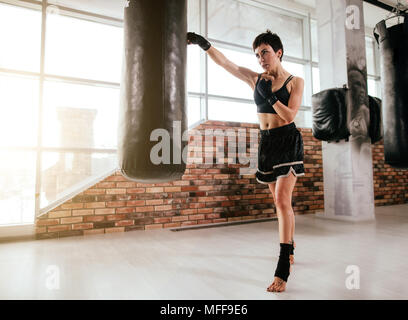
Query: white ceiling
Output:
[[47, 0, 405, 25]]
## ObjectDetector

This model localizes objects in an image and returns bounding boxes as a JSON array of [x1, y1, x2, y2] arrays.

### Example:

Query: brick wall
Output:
[[372, 142, 408, 205], [35, 121, 407, 240]]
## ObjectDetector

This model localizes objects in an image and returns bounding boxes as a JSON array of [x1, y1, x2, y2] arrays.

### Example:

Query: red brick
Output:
[[115, 220, 134, 227], [37, 219, 59, 226], [61, 217, 83, 224], [171, 216, 189, 222], [48, 225, 71, 232], [154, 217, 172, 224], [72, 209, 94, 216], [95, 182, 116, 188], [164, 222, 181, 228], [126, 200, 146, 206], [84, 216, 105, 222], [116, 182, 137, 188], [180, 209, 197, 215], [154, 205, 173, 211], [145, 199, 163, 206], [84, 202, 106, 209], [106, 188, 126, 195], [61, 203, 84, 210], [84, 189, 106, 195], [94, 208, 115, 215], [72, 223, 93, 230], [164, 187, 182, 192], [146, 187, 164, 193], [127, 188, 146, 194], [145, 224, 163, 230], [48, 211, 71, 219], [189, 214, 205, 220], [116, 207, 135, 214], [106, 214, 127, 221], [84, 229, 104, 236], [181, 221, 197, 226], [105, 227, 125, 233], [136, 206, 154, 213]]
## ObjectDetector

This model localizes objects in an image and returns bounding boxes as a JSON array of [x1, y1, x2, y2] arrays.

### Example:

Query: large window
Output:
[[0, 0, 202, 226], [0, 0, 123, 226], [203, 0, 313, 127]]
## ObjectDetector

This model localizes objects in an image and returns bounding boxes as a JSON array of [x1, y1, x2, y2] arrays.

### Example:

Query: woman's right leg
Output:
[[269, 183, 295, 246]]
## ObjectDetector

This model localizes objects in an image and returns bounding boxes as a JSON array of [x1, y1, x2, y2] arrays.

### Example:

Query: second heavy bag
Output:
[[374, 13, 408, 168], [118, 0, 188, 183], [312, 87, 349, 142]]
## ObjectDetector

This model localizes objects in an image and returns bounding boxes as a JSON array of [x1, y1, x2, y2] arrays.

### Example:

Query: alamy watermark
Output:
[[345, 265, 360, 290], [45, 265, 60, 290], [345, 5, 360, 30], [149, 121, 258, 175]]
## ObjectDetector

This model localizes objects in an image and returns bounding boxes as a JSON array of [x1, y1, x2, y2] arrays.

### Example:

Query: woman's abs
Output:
[[258, 112, 291, 130]]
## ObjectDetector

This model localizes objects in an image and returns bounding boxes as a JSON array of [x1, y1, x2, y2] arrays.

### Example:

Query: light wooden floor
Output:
[[0, 204, 407, 300]]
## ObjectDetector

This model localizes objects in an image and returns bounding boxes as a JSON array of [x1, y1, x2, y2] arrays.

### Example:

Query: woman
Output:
[[187, 30, 305, 293]]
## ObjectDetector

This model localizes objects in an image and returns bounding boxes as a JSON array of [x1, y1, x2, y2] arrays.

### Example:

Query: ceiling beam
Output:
[[363, 0, 395, 12]]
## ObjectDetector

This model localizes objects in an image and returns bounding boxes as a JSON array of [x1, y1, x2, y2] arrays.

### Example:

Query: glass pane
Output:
[[365, 37, 375, 76], [294, 109, 312, 128], [311, 19, 319, 63], [312, 67, 320, 94], [41, 151, 117, 209], [42, 80, 120, 149], [188, 96, 201, 127], [48, 0, 125, 20], [208, 99, 258, 123], [0, 150, 36, 225], [0, 3, 41, 72], [282, 61, 305, 79], [187, 0, 200, 33], [208, 47, 262, 99], [45, 13, 123, 82], [208, 0, 304, 59], [0, 73, 39, 148], [368, 78, 381, 99], [187, 45, 201, 93], [282, 61, 306, 105]]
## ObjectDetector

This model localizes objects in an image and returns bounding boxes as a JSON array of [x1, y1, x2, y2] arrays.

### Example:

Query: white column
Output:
[[315, 0, 375, 221]]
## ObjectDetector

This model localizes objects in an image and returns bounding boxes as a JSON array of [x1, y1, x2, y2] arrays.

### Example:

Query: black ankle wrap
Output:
[[274, 243, 291, 282]]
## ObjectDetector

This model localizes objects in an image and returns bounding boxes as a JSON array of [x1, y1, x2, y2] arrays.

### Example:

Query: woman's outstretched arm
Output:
[[187, 32, 258, 90]]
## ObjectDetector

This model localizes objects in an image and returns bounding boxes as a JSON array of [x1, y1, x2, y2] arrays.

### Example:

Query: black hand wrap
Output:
[[290, 240, 294, 255], [187, 32, 211, 51], [274, 243, 291, 282], [256, 78, 278, 106]]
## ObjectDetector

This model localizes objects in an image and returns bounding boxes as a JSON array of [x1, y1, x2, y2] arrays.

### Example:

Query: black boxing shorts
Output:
[[256, 122, 305, 184]]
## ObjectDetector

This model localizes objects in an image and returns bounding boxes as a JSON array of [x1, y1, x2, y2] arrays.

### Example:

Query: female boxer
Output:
[[187, 30, 305, 293]]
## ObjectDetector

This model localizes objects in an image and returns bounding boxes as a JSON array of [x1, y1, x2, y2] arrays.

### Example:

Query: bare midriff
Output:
[[257, 113, 291, 130]]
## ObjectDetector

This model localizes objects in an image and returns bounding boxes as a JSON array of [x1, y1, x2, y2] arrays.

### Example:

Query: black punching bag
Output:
[[374, 14, 408, 168], [118, 0, 188, 183]]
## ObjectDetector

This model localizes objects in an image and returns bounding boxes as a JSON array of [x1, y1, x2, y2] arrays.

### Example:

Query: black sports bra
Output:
[[254, 74, 294, 114]]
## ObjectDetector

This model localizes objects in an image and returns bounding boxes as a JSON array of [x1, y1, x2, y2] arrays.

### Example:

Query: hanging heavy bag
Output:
[[118, 0, 188, 182], [312, 86, 383, 144], [368, 95, 383, 144], [374, 13, 408, 168], [311, 87, 350, 142]]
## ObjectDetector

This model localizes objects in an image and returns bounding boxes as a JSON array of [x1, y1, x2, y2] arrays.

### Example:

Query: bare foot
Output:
[[267, 276, 287, 292], [290, 241, 296, 265]]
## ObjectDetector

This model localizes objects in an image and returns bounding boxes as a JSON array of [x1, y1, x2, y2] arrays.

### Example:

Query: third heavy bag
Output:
[[374, 13, 408, 168]]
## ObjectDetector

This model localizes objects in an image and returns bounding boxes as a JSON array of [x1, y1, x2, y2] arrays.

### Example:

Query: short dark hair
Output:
[[252, 30, 284, 62]]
